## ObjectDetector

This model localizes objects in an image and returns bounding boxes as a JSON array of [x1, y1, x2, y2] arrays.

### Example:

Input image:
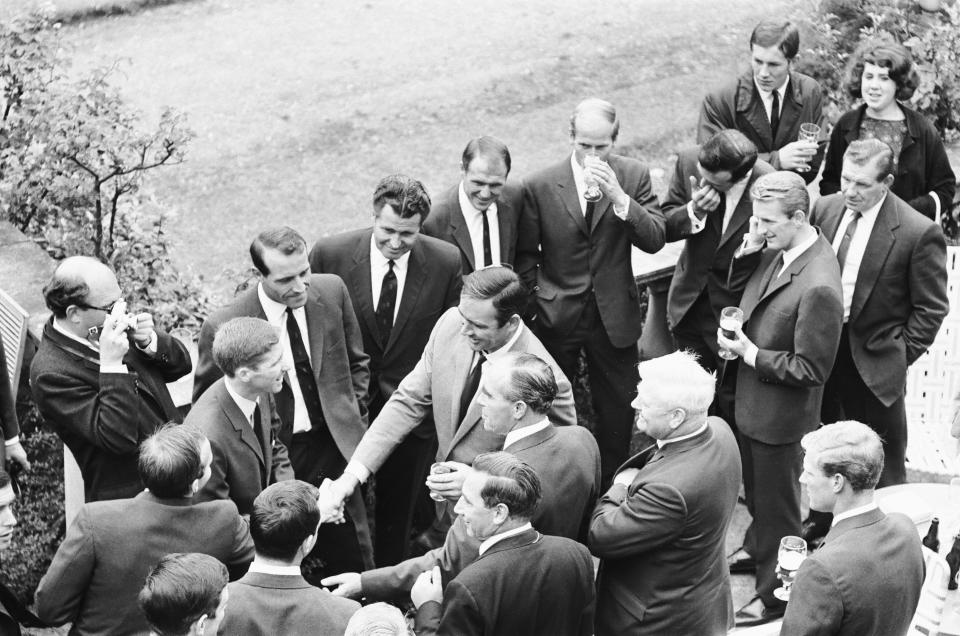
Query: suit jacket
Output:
[[0, 339, 19, 466], [30, 319, 191, 501], [588, 418, 742, 636], [187, 379, 294, 515], [34, 491, 253, 635], [308, 228, 462, 425], [810, 192, 949, 405], [220, 571, 359, 636], [350, 308, 576, 474], [698, 69, 826, 183], [0, 605, 16, 636], [193, 275, 370, 461], [734, 235, 843, 444], [360, 422, 602, 600], [517, 154, 665, 347], [780, 507, 924, 636], [415, 529, 595, 636], [421, 182, 522, 274], [663, 152, 773, 329]]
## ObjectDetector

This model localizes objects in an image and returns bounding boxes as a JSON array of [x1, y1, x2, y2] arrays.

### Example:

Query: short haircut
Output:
[[569, 98, 620, 142], [250, 480, 321, 561], [637, 350, 716, 413], [250, 226, 307, 276], [460, 266, 527, 326], [139, 423, 206, 498], [843, 138, 895, 181], [43, 257, 100, 318], [846, 39, 919, 101], [138, 553, 228, 636], [211, 317, 281, 377], [461, 136, 512, 176], [492, 352, 558, 415], [749, 19, 800, 59], [750, 170, 810, 220], [343, 602, 410, 636], [698, 129, 759, 183], [801, 421, 885, 492], [472, 451, 542, 522], [372, 174, 432, 223]]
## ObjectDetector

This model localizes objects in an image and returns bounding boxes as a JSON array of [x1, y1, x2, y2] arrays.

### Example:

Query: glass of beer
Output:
[[773, 535, 807, 601], [798, 122, 821, 143], [718, 306, 744, 361], [583, 154, 603, 202], [428, 463, 453, 502]]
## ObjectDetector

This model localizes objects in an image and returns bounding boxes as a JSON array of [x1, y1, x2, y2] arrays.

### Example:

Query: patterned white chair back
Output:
[[909, 546, 951, 636]]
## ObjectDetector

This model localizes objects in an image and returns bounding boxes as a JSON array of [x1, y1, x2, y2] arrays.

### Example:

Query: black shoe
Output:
[[735, 596, 786, 627], [727, 547, 756, 574]]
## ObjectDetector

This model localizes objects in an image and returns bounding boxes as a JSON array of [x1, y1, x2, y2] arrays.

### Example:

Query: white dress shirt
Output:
[[247, 560, 302, 576], [830, 195, 884, 322], [569, 153, 629, 220], [370, 234, 410, 321], [224, 381, 258, 428], [257, 284, 313, 434], [458, 183, 502, 268], [656, 421, 709, 448], [754, 76, 789, 123], [504, 417, 551, 449], [832, 502, 879, 527], [478, 522, 534, 556], [687, 169, 753, 235]]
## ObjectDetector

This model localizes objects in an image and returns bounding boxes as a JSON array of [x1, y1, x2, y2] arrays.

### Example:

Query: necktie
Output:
[[836, 211, 862, 268], [770, 89, 781, 140], [584, 200, 596, 231], [285, 307, 327, 431], [252, 404, 266, 454], [458, 352, 486, 425], [376, 260, 397, 347], [480, 211, 493, 267], [717, 192, 731, 235]]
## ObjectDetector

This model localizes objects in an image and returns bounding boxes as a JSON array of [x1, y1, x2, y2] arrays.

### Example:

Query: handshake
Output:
[[317, 478, 350, 524]]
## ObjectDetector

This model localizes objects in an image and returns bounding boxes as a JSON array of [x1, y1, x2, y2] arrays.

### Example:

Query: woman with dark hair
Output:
[[819, 39, 955, 220]]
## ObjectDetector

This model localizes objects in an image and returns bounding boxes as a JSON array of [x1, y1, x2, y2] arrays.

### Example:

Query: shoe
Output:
[[727, 547, 756, 574], [735, 595, 786, 627]]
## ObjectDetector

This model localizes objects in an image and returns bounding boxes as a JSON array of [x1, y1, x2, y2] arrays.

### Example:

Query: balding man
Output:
[[518, 98, 665, 486], [30, 256, 192, 501], [422, 136, 522, 274]]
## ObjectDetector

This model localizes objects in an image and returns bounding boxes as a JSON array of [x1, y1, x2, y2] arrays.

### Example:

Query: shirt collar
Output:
[[223, 381, 258, 421], [458, 182, 498, 219], [504, 417, 551, 449], [847, 192, 886, 222], [569, 152, 586, 191], [369, 233, 411, 272], [832, 501, 879, 526], [478, 522, 533, 556], [780, 229, 820, 272], [728, 169, 753, 201], [484, 321, 525, 361], [656, 421, 709, 448], [257, 283, 299, 324], [754, 75, 790, 99], [52, 318, 99, 353], [247, 560, 302, 576]]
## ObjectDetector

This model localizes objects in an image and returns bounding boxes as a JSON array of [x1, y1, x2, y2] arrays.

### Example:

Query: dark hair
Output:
[[139, 423, 205, 498], [569, 98, 620, 142], [250, 480, 320, 561], [212, 317, 281, 377], [749, 20, 800, 59], [472, 451, 542, 521], [372, 174, 431, 223], [846, 39, 919, 101], [844, 139, 895, 181], [461, 136, 512, 176], [138, 553, 227, 636], [698, 129, 759, 182], [460, 266, 527, 326], [250, 226, 307, 276], [43, 264, 91, 319], [498, 353, 558, 415]]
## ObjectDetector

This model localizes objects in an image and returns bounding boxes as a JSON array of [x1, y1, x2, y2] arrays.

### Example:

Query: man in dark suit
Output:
[[698, 20, 824, 183], [138, 553, 229, 636], [781, 421, 924, 635], [322, 351, 600, 602], [35, 424, 254, 634], [310, 174, 462, 566], [421, 136, 522, 274], [518, 98, 665, 485], [0, 339, 28, 473], [31, 256, 191, 502], [187, 317, 294, 516], [219, 480, 360, 636], [589, 350, 742, 636], [717, 171, 844, 626], [411, 452, 595, 636], [194, 227, 373, 579], [327, 267, 576, 544]]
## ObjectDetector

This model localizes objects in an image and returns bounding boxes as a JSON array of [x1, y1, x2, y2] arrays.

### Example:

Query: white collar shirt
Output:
[[830, 195, 884, 321], [656, 421, 709, 449], [478, 522, 533, 556], [570, 152, 591, 216], [754, 76, 789, 123], [257, 283, 313, 434], [247, 561, 302, 576], [458, 183, 502, 268], [832, 502, 879, 527], [778, 229, 820, 277], [504, 417, 551, 450], [370, 234, 410, 321], [224, 381, 259, 428]]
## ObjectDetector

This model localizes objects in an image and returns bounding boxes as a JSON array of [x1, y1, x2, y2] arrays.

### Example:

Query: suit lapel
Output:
[[850, 197, 899, 322], [219, 384, 265, 468], [350, 233, 382, 349], [497, 196, 516, 264], [717, 174, 759, 249], [449, 199, 477, 272], [557, 164, 589, 236], [302, 287, 326, 378], [443, 343, 477, 455], [818, 200, 845, 243], [740, 251, 779, 322], [737, 78, 773, 149], [477, 528, 541, 560], [502, 424, 556, 454], [389, 242, 426, 351]]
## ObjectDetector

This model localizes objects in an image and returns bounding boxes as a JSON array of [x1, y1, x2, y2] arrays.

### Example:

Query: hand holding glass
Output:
[[428, 463, 453, 502], [796, 123, 820, 172], [773, 535, 807, 601], [583, 155, 603, 202], [718, 307, 744, 361]]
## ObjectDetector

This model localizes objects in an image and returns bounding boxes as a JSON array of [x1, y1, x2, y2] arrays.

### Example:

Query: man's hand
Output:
[[586, 160, 629, 212], [777, 140, 818, 172], [5, 441, 30, 472], [411, 566, 443, 609], [130, 312, 156, 349], [426, 461, 471, 501], [716, 324, 755, 361], [320, 572, 362, 599], [735, 216, 766, 258], [613, 467, 640, 487], [98, 315, 131, 367], [318, 478, 346, 524], [689, 175, 722, 218], [328, 473, 359, 509]]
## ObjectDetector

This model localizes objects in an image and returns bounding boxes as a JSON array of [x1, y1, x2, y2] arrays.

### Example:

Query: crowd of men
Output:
[[0, 16, 953, 636]]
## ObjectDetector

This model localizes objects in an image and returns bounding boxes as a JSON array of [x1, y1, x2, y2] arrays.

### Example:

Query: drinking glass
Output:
[[583, 154, 603, 202], [773, 535, 808, 601], [718, 306, 744, 361], [428, 462, 453, 502], [798, 122, 821, 143]]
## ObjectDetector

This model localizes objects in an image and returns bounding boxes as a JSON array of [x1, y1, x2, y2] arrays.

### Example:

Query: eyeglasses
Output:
[[76, 299, 120, 313]]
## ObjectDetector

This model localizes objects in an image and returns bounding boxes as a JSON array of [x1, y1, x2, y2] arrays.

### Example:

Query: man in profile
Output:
[[698, 19, 824, 182], [780, 421, 924, 635], [422, 136, 522, 273], [138, 553, 229, 636]]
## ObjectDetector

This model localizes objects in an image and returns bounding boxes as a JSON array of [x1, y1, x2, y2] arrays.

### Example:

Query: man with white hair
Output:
[[588, 350, 742, 635]]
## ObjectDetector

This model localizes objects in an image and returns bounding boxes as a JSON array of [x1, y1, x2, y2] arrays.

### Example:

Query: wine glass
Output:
[[428, 463, 453, 502], [718, 307, 744, 361], [773, 535, 807, 601], [798, 122, 821, 143], [583, 154, 603, 202]]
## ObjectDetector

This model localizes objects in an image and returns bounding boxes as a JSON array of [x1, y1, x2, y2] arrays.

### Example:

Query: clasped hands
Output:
[[317, 478, 348, 524]]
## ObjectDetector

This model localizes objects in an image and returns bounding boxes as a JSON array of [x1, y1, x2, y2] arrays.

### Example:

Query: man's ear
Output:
[[193, 613, 208, 636]]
